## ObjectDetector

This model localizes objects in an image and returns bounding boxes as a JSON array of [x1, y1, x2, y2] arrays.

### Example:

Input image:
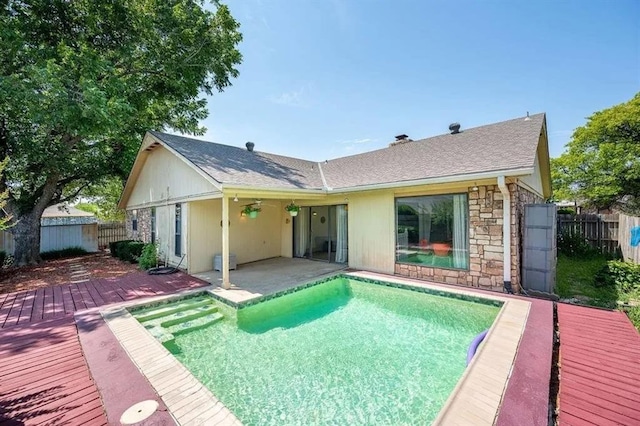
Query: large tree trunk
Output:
[[10, 175, 59, 266], [12, 211, 43, 265]]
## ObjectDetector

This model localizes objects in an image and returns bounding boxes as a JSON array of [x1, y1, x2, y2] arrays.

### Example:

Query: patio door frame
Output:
[[293, 204, 346, 263]]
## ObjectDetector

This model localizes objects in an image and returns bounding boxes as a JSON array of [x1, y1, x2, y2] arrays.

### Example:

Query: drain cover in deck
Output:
[[120, 400, 159, 424]]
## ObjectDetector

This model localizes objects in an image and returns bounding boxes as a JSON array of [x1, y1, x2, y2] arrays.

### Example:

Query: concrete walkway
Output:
[[194, 257, 346, 304]]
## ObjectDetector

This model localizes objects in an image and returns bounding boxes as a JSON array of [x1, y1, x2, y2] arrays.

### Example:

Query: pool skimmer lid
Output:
[[120, 400, 159, 424]]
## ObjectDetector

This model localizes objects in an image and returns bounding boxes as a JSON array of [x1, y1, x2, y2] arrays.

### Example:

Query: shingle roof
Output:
[[321, 113, 545, 189], [150, 132, 325, 190], [150, 113, 545, 191]]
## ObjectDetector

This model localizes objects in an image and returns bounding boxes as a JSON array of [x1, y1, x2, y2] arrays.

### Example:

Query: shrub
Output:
[[556, 207, 576, 215], [40, 246, 88, 260], [118, 241, 145, 263], [627, 306, 640, 332], [138, 243, 158, 270], [594, 260, 640, 293], [557, 229, 598, 258], [109, 239, 133, 257]]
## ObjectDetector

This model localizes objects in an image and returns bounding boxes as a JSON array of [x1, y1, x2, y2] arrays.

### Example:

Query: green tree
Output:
[[0, 0, 242, 265], [0, 157, 12, 231], [75, 176, 127, 221], [552, 93, 640, 212]]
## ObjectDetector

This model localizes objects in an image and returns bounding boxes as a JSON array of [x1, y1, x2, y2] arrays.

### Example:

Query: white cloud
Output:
[[270, 87, 308, 108]]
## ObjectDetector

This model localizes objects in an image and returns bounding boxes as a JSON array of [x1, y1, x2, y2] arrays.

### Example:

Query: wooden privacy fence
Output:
[[557, 213, 619, 254], [97, 221, 127, 249], [618, 213, 640, 263]]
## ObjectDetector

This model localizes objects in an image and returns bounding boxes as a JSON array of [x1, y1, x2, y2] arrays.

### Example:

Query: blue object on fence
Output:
[[631, 226, 640, 247]]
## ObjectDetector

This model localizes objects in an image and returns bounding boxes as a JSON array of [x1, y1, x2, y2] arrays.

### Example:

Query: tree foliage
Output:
[[0, 0, 242, 264], [552, 93, 640, 213], [0, 157, 12, 230], [75, 176, 126, 221]]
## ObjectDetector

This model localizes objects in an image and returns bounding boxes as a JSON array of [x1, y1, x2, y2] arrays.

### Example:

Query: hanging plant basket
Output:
[[285, 202, 300, 217], [243, 205, 261, 219]]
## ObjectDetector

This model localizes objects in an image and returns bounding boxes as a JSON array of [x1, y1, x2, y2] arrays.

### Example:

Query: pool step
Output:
[[132, 297, 224, 343], [160, 305, 220, 327], [133, 297, 213, 322], [146, 312, 224, 343], [168, 312, 224, 337]]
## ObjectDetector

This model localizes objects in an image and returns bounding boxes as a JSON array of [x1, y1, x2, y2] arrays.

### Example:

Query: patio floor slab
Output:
[[193, 257, 346, 303]]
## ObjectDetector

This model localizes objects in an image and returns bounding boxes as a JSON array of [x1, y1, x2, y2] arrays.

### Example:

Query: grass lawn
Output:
[[556, 253, 640, 330], [556, 254, 617, 306]]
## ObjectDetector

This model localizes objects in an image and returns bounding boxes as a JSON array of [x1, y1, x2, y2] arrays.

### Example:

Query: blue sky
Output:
[[197, 0, 639, 161]]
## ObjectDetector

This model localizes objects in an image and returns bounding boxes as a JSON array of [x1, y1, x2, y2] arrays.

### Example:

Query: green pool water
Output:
[[166, 278, 500, 425]]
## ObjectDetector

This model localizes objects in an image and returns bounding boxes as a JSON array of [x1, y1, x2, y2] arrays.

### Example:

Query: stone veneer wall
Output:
[[394, 183, 544, 293], [125, 208, 152, 243], [509, 183, 544, 292]]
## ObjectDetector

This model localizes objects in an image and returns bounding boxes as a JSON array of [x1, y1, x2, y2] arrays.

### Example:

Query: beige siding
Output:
[[519, 152, 544, 197], [188, 199, 221, 274], [281, 214, 293, 258], [187, 199, 285, 273], [155, 203, 188, 269], [348, 191, 395, 273], [231, 201, 283, 265], [126, 146, 218, 208]]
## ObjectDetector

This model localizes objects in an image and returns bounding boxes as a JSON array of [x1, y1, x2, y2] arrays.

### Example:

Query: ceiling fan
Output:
[[240, 199, 278, 208]]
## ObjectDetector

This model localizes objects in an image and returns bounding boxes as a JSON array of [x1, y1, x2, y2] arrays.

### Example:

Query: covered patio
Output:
[[193, 257, 347, 303]]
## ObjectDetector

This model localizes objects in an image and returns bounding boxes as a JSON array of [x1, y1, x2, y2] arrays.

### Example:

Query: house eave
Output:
[[331, 167, 535, 194]]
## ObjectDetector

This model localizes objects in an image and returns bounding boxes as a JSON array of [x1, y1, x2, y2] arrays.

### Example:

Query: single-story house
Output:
[[118, 113, 551, 292], [0, 204, 99, 254]]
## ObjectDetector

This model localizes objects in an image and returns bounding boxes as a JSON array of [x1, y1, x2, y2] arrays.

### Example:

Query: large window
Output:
[[396, 194, 469, 269], [175, 204, 182, 256]]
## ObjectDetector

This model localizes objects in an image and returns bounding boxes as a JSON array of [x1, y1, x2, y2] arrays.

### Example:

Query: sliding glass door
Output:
[[293, 205, 348, 263]]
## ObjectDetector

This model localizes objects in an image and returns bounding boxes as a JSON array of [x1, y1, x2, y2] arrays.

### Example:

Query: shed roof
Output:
[[43, 204, 95, 218]]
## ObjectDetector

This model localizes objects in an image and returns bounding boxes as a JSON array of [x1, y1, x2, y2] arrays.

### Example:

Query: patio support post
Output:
[[222, 194, 231, 289]]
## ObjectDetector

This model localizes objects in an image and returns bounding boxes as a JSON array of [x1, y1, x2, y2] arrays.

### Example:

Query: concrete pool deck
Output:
[[83, 269, 552, 425]]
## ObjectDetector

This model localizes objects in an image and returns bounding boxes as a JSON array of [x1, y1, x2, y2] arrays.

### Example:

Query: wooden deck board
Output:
[[558, 303, 640, 426], [0, 271, 207, 425]]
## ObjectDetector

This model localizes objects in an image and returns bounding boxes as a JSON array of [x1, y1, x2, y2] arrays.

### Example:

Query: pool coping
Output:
[[91, 272, 536, 425]]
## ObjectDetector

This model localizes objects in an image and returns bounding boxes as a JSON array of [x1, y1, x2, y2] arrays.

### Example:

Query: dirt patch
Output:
[[0, 252, 139, 294]]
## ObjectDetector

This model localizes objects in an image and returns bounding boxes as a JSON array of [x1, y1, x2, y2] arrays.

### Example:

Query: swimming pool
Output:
[[132, 276, 501, 424]]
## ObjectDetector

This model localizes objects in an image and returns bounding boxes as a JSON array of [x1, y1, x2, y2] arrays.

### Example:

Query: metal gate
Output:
[[522, 204, 557, 293]]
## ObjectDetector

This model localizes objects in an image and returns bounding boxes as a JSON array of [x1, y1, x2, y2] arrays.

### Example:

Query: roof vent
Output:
[[449, 123, 461, 134], [389, 134, 413, 147], [245, 141, 255, 152]]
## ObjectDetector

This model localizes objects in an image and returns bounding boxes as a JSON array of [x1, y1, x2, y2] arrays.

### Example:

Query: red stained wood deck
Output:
[[0, 317, 107, 425], [558, 303, 640, 426], [0, 272, 207, 329], [0, 272, 207, 425]]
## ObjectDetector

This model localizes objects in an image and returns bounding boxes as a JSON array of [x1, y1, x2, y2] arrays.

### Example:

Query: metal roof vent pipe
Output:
[[246, 141, 255, 152], [449, 123, 461, 134]]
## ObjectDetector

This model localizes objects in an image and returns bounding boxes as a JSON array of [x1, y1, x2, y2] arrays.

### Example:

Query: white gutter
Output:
[[497, 176, 512, 293]]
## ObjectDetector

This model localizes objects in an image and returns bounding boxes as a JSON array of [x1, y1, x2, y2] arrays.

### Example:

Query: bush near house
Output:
[[40, 247, 88, 260], [110, 240, 145, 263], [138, 243, 158, 270], [109, 240, 134, 257]]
